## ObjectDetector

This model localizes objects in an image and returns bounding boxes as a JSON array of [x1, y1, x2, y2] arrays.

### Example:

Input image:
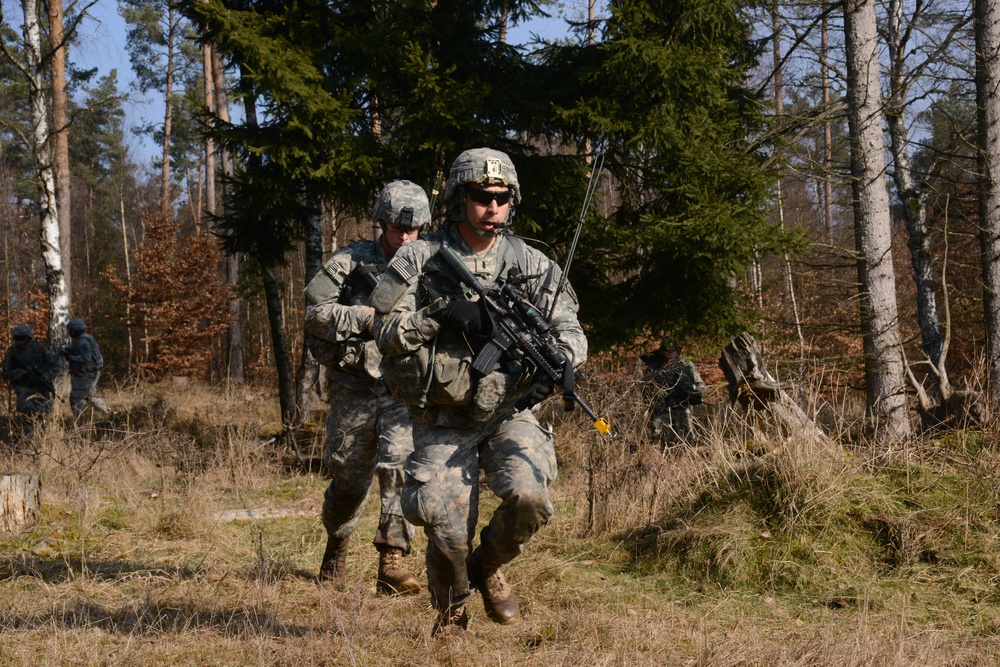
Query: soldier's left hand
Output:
[[441, 300, 491, 337]]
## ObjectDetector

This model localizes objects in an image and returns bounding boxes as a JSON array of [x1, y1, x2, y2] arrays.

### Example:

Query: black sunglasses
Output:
[[466, 188, 513, 207], [12, 336, 29, 341]]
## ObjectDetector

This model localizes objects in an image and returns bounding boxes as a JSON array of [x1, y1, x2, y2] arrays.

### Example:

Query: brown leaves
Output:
[[106, 210, 233, 380]]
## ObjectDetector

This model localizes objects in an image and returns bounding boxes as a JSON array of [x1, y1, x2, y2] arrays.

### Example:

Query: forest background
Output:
[[5, 0, 1000, 663], [0, 0, 996, 438]]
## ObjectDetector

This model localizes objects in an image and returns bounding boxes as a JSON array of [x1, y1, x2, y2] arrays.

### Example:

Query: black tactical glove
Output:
[[516, 382, 553, 411], [440, 299, 492, 337]]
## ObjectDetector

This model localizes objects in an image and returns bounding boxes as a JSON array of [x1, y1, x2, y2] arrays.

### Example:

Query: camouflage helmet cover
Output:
[[442, 148, 521, 206], [372, 180, 431, 229], [11, 324, 32, 339], [67, 318, 87, 333]]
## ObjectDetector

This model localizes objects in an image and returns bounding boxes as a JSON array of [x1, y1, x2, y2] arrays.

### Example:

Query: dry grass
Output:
[[0, 369, 999, 665]]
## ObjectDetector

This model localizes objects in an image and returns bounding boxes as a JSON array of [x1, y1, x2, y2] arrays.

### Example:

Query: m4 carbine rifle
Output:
[[434, 242, 610, 434]]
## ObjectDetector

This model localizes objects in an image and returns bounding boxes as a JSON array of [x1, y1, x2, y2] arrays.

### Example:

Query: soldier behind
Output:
[[304, 180, 429, 595], [63, 318, 111, 417], [371, 148, 588, 635], [640, 338, 706, 447], [1, 325, 59, 424]]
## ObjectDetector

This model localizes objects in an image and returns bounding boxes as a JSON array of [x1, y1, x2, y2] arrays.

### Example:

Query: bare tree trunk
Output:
[[161, 6, 177, 211], [120, 190, 134, 366], [23, 0, 70, 350], [48, 0, 71, 303], [294, 206, 322, 423], [844, 0, 911, 442], [241, 66, 296, 423], [821, 11, 834, 242], [263, 266, 297, 427], [772, 1, 805, 360], [0, 474, 41, 533], [203, 44, 215, 218], [976, 0, 1000, 416], [886, 0, 949, 404], [213, 47, 244, 381]]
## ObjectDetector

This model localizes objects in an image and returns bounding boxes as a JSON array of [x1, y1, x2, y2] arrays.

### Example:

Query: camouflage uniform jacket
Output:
[[305, 239, 390, 391], [371, 223, 587, 424], [65, 332, 104, 377], [643, 357, 706, 409], [1, 341, 59, 392]]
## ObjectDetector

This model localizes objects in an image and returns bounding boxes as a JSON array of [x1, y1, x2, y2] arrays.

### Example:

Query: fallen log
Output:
[[212, 507, 315, 522], [719, 333, 834, 448]]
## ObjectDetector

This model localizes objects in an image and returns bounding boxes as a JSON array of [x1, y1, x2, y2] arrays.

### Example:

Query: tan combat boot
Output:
[[431, 603, 469, 638], [318, 535, 349, 588], [376, 547, 421, 596], [468, 554, 519, 624]]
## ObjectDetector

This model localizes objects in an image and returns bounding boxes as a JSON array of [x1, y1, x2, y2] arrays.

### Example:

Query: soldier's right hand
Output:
[[516, 382, 553, 411]]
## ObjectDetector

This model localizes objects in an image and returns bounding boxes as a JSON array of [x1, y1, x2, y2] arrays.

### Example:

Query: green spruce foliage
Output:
[[535, 0, 791, 346], [184, 0, 791, 348]]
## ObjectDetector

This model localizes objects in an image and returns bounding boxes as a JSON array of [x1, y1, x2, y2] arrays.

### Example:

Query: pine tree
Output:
[[534, 0, 790, 345]]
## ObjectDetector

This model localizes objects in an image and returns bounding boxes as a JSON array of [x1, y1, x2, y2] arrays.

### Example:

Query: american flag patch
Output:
[[389, 256, 417, 282]]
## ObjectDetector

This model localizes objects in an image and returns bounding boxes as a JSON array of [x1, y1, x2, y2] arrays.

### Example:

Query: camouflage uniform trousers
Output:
[[321, 381, 415, 553], [13, 385, 54, 416], [652, 405, 694, 446], [69, 371, 110, 416], [400, 408, 557, 612]]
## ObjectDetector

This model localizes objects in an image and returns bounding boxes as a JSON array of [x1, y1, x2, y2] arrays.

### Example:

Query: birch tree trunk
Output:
[[48, 0, 71, 302], [843, 0, 912, 442], [976, 0, 1000, 416], [23, 0, 70, 349], [886, 0, 949, 403]]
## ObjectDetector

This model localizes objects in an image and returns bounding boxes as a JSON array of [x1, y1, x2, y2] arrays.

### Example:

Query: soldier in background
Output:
[[641, 338, 706, 447], [1, 324, 59, 423], [63, 318, 111, 417], [304, 180, 429, 595]]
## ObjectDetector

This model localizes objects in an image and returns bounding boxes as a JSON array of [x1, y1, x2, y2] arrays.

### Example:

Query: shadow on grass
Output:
[[0, 555, 202, 585], [0, 599, 313, 638]]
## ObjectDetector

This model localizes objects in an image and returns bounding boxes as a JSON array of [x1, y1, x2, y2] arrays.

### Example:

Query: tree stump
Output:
[[0, 474, 41, 534], [719, 332, 835, 449]]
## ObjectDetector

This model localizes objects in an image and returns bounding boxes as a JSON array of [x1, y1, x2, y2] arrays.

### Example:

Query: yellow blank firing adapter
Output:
[[593, 418, 611, 435]]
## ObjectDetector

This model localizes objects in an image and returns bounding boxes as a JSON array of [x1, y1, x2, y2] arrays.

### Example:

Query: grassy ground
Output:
[[1, 372, 1000, 665]]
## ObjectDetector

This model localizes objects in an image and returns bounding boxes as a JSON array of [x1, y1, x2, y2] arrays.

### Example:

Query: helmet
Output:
[[443, 148, 521, 223], [659, 337, 681, 354], [373, 180, 431, 229], [67, 318, 87, 334], [11, 324, 32, 339]]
